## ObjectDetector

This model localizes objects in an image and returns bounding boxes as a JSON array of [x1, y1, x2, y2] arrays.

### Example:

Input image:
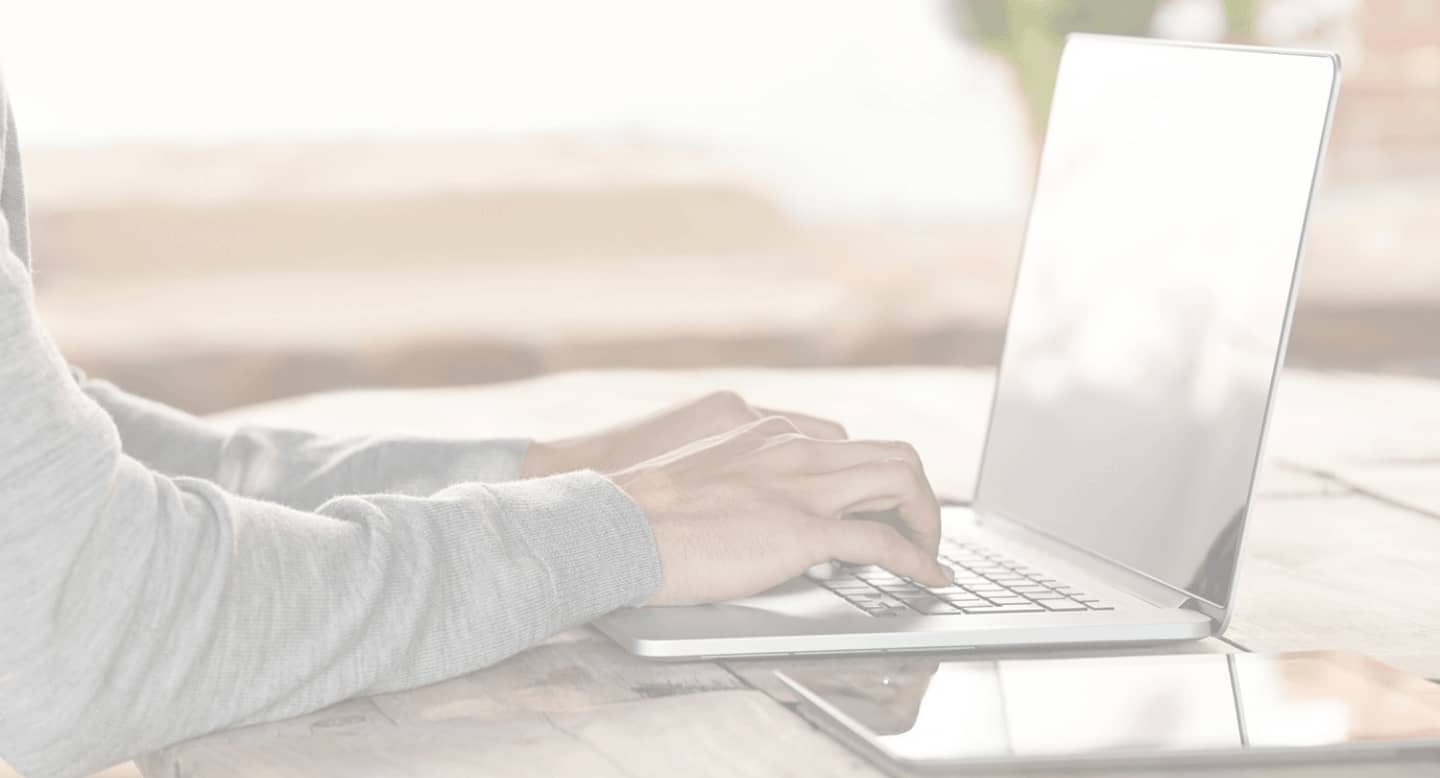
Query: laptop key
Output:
[[917, 600, 962, 615], [847, 592, 897, 604], [923, 584, 970, 595], [859, 575, 903, 586], [816, 577, 870, 589], [1042, 599, 1088, 611], [840, 582, 881, 596], [825, 580, 872, 589], [856, 596, 905, 609], [962, 604, 1046, 614], [875, 582, 917, 592]]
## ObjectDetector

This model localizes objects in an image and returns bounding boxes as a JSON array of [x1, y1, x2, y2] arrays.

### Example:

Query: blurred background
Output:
[[1, 0, 1436, 413]]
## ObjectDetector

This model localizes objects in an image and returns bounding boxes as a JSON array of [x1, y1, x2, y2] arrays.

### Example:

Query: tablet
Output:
[[776, 651, 1440, 773]]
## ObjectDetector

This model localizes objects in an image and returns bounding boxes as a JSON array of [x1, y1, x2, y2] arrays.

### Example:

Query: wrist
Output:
[[519, 440, 558, 479]]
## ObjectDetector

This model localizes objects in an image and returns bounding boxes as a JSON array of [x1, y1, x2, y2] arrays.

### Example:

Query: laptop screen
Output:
[[974, 36, 1338, 609]]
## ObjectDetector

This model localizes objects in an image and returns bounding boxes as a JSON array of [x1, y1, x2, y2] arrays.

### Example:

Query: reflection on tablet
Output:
[[787, 652, 1440, 765]]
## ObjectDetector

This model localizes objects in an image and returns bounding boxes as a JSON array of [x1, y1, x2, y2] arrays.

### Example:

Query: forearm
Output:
[[7, 361, 658, 777], [216, 423, 531, 509], [81, 376, 532, 509], [3, 457, 657, 778]]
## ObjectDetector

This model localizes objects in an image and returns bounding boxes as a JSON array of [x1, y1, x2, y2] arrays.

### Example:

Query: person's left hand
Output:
[[519, 391, 848, 478]]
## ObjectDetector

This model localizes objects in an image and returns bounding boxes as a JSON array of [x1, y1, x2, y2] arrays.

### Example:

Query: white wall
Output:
[[0, 0, 1033, 221]]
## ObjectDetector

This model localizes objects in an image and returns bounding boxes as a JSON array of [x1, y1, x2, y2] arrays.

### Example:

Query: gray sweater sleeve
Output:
[[0, 84, 662, 778], [79, 378, 535, 510], [0, 239, 663, 778]]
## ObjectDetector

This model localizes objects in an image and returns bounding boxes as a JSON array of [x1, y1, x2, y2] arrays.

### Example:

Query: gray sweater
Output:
[[0, 77, 662, 778]]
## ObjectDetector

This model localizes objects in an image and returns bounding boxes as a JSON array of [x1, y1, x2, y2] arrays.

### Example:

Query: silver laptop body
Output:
[[597, 35, 1341, 658]]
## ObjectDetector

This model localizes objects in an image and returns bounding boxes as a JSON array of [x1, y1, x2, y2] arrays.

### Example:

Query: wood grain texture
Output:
[[1227, 495, 1440, 679], [1254, 464, 1351, 500], [1262, 371, 1440, 470], [142, 691, 883, 778], [364, 628, 744, 724], [0, 761, 141, 778], [1301, 462, 1440, 519]]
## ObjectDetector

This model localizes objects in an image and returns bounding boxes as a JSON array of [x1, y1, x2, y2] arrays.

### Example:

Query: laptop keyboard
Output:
[[807, 539, 1114, 617]]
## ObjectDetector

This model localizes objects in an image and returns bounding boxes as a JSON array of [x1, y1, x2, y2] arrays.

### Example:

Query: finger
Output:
[[694, 416, 803, 461], [754, 437, 926, 479], [688, 389, 766, 432], [637, 414, 800, 468], [819, 519, 950, 587], [806, 459, 942, 556], [687, 394, 844, 444], [618, 391, 757, 445], [753, 407, 848, 440], [730, 416, 804, 450], [615, 414, 791, 473]]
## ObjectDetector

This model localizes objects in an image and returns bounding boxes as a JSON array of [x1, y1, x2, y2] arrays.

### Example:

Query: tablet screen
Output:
[[785, 652, 1440, 765]]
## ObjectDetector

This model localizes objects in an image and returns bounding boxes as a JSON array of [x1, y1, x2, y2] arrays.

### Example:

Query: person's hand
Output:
[[606, 416, 950, 606], [520, 391, 847, 478]]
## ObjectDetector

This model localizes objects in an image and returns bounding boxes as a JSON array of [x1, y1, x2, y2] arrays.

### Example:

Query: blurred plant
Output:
[[951, 0, 1260, 137]]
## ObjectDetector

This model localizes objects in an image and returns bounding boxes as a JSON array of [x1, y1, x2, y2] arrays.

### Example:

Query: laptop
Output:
[[596, 34, 1341, 658]]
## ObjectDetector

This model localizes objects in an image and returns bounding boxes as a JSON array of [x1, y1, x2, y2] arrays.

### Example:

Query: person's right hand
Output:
[[605, 417, 950, 606]]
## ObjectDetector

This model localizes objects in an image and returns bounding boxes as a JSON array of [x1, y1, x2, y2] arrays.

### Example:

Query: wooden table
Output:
[[133, 367, 1440, 777]]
